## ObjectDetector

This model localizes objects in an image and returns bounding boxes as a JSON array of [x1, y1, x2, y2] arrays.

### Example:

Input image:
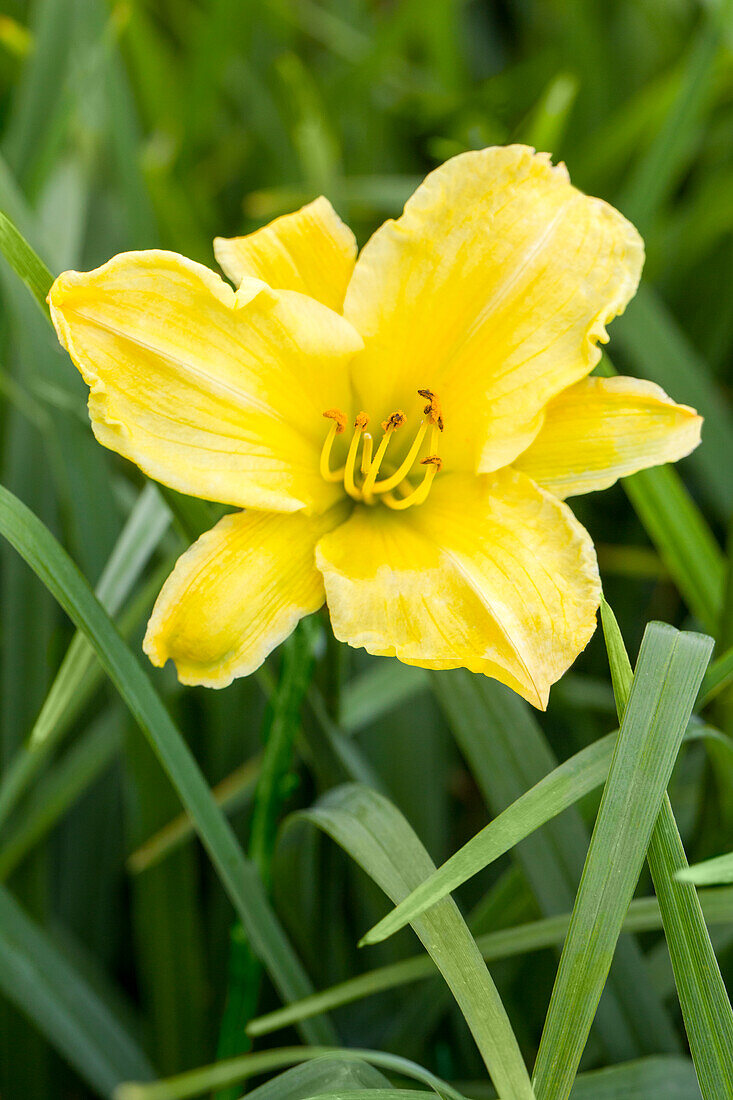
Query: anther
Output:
[[323, 408, 347, 433], [421, 455, 442, 471], [381, 410, 406, 433], [320, 408, 348, 482], [417, 389, 444, 432]]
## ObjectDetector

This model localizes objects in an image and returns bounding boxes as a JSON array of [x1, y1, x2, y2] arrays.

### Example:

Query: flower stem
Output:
[[214, 620, 318, 1098]]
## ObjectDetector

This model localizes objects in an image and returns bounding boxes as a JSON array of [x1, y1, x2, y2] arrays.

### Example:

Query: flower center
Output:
[[320, 390, 443, 509]]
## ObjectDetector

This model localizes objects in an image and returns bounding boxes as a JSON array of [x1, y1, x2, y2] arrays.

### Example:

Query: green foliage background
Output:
[[0, 1, 732, 1098]]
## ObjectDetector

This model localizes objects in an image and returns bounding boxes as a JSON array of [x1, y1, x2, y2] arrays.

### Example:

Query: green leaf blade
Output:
[[0, 483, 334, 1045], [532, 622, 713, 1100], [0, 209, 53, 316], [296, 784, 535, 1100]]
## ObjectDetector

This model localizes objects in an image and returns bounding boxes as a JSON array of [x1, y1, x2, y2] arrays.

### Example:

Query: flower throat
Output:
[[319, 390, 443, 510]]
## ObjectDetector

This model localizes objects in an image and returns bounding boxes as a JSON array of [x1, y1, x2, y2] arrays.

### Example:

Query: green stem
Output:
[[215, 619, 318, 1099], [319, 614, 346, 723], [249, 622, 317, 882]]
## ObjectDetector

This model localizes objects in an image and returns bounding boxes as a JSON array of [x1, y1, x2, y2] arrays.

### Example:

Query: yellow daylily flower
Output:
[[48, 145, 702, 708]]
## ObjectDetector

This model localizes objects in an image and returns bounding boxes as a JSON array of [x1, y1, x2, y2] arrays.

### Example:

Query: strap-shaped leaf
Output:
[[247, 885, 733, 1038], [0, 885, 154, 1095], [294, 784, 534, 1100], [0, 483, 334, 1045], [532, 622, 713, 1100], [360, 720, 728, 948], [0, 208, 53, 316], [601, 600, 733, 1099], [116, 1047, 466, 1100], [678, 852, 733, 886]]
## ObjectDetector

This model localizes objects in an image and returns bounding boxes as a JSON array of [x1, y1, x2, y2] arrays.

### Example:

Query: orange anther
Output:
[[417, 389, 444, 431], [381, 410, 406, 432], [323, 408, 347, 433]]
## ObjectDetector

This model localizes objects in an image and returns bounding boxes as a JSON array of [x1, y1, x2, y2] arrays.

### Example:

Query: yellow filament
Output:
[[370, 421, 428, 495], [321, 398, 440, 508], [383, 462, 439, 510], [319, 421, 345, 482], [344, 422, 367, 499], [360, 432, 373, 475], [361, 430, 396, 503]]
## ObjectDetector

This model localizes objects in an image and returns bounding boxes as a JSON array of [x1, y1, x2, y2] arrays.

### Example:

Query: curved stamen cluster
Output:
[[321, 391, 443, 509]]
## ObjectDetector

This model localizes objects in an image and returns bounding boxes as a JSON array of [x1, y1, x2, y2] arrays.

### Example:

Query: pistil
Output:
[[360, 432, 373, 475]]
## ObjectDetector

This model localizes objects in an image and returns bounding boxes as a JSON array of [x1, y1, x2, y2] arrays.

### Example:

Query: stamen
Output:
[[320, 397, 442, 508], [319, 409, 347, 482], [421, 454, 443, 471], [417, 389, 444, 432], [381, 410, 406, 433], [383, 456, 441, 510], [344, 412, 370, 499], [370, 420, 428, 495], [362, 410, 405, 502], [323, 408, 347, 432]]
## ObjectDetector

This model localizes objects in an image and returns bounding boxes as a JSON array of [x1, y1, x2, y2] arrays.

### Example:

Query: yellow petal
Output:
[[144, 505, 346, 686], [316, 469, 600, 709], [514, 375, 702, 498], [214, 197, 357, 311], [343, 145, 644, 474], [49, 250, 362, 514]]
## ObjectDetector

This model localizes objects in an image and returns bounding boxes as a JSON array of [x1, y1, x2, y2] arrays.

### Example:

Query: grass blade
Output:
[[283, 1091, 426, 1100], [0, 209, 53, 316], [296, 784, 534, 1100], [341, 663, 429, 734], [240, 1057, 390, 1100], [247, 885, 733, 1037], [0, 711, 122, 880], [621, 465, 725, 633], [698, 645, 733, 706], [678, 853, 733, 886], [0, 884, 154, 1096], [361, 714, 726, 948], [127, 755, 261, 875], [647, 809, 733, 1098], [602, 599, 733, 1098], [0, 484, 171, 831], [0, 483, 335, 1045], [532, 622, 713, 1100], [569, 1055, 700, 1099], [361, 732, 617, 948], [115, 1048, 467, 1100], [617, 18, 722, 233], [431, 674, 675, 1057], [216, 621, 320, 1085]]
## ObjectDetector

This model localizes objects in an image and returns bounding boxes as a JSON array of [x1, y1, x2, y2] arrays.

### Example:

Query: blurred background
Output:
[[0, 0, 731, 1097]]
